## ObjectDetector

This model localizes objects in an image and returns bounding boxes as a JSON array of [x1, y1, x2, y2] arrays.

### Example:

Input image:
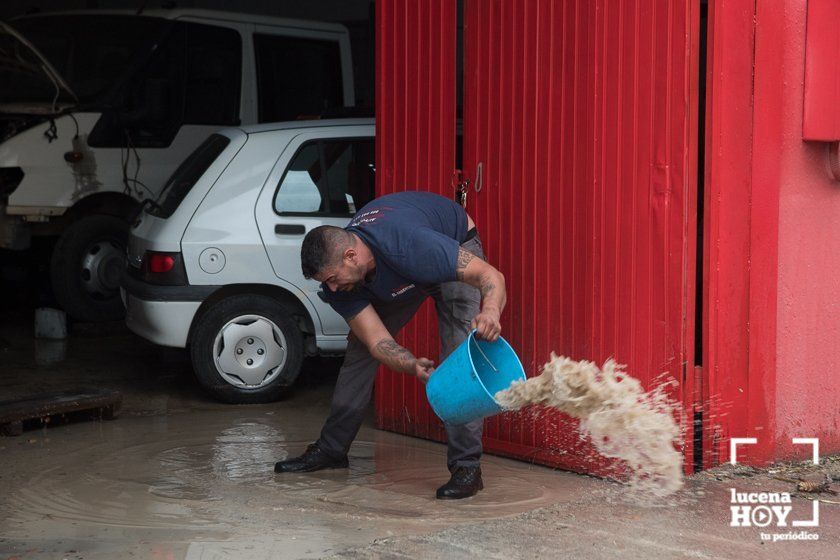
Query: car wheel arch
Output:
[[67, 192, 140, 221], [189, 284, 317, 345]]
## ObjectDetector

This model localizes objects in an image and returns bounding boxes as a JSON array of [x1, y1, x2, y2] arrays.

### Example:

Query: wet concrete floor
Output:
[[0, 309, 837, 559]]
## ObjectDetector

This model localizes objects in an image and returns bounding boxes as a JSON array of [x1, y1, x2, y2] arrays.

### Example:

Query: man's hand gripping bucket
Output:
[[425, 330, 526, 425]]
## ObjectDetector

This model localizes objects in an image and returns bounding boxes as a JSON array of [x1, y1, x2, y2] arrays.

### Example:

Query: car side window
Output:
[[184, 24, 242, 126], [254, 34, 344, 122], [274, 143, 323, 213], [274, 138, 375, 216]]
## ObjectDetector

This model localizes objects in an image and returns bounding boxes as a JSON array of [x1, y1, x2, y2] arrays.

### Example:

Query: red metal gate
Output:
[[376, 0, 700, 475], [374, 0, 458, 443]]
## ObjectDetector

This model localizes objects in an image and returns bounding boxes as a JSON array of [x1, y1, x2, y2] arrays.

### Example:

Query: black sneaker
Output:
[[274, 443, 349, 473], [435, 466, 484, 499]]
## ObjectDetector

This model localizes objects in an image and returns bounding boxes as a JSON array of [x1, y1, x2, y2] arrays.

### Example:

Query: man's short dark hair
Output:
[[301, 226, 353, 279]]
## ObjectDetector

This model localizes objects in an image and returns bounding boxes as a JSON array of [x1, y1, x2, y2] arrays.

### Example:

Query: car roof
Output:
[[11, 9, 349, 34], [237, 118, 375, 135]]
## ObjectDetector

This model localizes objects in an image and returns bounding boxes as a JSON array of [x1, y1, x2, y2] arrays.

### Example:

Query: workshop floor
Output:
[[0, 309, 837, 559]]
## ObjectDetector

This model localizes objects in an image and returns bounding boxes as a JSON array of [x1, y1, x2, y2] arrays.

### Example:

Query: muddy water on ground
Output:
[[0, 407, 592, 559], [0, 318, 606, 558]]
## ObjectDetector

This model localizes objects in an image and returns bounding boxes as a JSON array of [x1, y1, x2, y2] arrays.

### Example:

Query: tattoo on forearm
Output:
[[480, 281, 495, 298], [374, 339, 416, 371], [456, 248, 476, 281]]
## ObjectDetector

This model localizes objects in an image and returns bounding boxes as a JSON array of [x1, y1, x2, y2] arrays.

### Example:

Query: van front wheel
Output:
[[190, 294, 304, 403], [50, 214, 128, 322]]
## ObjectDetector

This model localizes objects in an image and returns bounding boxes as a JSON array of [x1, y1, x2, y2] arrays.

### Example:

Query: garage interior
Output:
[[2, 1, 839, 559]]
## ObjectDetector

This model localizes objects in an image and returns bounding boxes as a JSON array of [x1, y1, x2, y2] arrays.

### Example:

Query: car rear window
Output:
[[150, 134, 231, 218]]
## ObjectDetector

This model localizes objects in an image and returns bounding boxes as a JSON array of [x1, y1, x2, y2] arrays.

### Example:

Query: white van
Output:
[[0, 9, 354, 321], [122, 118, 374, 403]]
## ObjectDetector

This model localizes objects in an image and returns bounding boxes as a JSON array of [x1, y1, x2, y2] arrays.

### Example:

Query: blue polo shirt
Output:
[[321, 191, 470, 319]]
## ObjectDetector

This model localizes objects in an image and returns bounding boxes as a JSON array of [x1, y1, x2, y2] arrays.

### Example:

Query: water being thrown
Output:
[[495, 353, 684, 497]]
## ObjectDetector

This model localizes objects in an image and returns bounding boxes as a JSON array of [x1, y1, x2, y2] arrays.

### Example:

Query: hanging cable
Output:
[[66, 112, 80, 139]]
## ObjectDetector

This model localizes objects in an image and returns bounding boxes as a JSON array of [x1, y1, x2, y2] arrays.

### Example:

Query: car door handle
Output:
[[275, 224, 306, 235]]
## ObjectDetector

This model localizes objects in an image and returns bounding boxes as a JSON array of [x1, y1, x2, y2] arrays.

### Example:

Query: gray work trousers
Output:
[[317, 234, 485, 470]]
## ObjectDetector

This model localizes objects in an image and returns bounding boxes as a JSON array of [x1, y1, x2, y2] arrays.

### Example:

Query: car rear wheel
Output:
[[190, 294, 304, 403], [50, 214, 128, 322]]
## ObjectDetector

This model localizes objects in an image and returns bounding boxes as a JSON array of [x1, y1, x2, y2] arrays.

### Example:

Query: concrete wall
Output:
[[765, 0, 840, 458], [703, 0, 838, 466]]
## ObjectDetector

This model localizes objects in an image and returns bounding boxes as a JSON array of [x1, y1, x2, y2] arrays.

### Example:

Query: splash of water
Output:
[[495, 353, 684, 497]]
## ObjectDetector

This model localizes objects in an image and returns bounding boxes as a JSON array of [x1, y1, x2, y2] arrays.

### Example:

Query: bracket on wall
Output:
[[803, 0, 840, 181]]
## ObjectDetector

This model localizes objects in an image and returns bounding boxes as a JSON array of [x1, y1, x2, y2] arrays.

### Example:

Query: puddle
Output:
[[0, 407, 596, 559]]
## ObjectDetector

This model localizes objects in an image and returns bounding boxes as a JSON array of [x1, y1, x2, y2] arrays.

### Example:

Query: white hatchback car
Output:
[[121, 118, 375, 403]]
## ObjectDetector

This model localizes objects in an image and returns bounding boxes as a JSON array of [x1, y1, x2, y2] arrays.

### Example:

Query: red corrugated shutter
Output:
[[376, 0, 699, 475], [374, 0, 457, 442]]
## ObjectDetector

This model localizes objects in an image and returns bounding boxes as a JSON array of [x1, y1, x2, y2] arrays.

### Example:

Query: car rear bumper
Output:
[[121, 271, 219, 348], [123, 291, 200, 348]]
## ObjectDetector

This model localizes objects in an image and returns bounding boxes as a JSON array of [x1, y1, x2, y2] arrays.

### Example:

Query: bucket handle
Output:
[[470, 330, 498, 372]]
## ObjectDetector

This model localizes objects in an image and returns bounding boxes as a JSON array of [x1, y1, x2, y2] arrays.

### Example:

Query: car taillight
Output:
[[142, 251, 187, 285], [148, 253, 175, 273]]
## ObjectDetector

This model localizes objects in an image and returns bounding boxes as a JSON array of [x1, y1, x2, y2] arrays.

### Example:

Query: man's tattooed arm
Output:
[[345, 305, 431, 378], [456, 248, 476, 281], [373, 338, 418, 375], [454, 247, 507, 319], [480, 279, 496, 298]]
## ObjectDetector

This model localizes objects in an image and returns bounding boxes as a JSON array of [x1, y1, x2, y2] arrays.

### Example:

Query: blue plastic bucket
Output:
[[425, 330, 526, 425]]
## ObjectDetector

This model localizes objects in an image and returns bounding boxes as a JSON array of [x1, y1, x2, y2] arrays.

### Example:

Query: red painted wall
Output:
[[764, 0, 840, 458], [705, 0, 840, 465]]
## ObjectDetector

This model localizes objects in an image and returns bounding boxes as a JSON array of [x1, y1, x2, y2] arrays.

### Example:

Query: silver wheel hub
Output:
[[80, 239, 124, 300], [213, 315, 287, 388]]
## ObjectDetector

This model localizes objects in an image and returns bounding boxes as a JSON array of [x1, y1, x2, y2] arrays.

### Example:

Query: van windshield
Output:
[[2, 15, 169, 105], [150, 134, 231, 219]]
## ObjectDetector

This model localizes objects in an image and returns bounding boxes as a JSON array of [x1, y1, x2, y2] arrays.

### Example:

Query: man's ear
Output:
[[343, 247, 357, 262]]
